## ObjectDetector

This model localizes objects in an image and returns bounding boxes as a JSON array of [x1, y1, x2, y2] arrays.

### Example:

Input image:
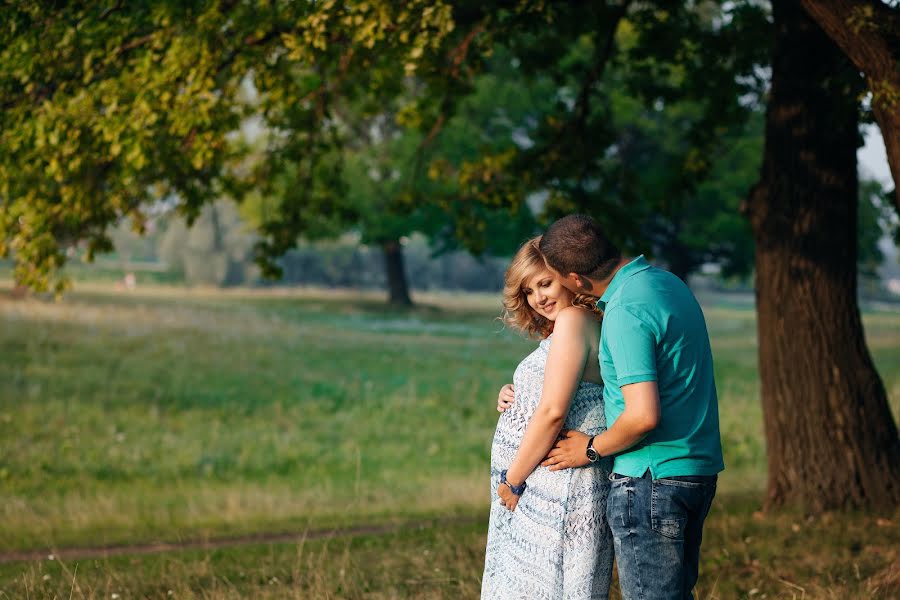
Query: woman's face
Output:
[[523, 268, 575, 322]]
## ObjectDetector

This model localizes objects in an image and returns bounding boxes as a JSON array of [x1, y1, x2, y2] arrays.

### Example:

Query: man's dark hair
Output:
[[539, 214, 621, 280]]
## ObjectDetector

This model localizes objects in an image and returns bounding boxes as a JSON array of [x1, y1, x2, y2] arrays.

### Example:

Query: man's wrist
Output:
[[586, 435, 601, 462]]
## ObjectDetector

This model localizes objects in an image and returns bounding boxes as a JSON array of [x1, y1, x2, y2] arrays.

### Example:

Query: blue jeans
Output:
[[607, 470, 717, 600]]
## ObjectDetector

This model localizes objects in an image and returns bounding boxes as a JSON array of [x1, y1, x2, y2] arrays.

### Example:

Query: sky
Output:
[[860, 124, 899, 275], [859, 124, 892, 186]]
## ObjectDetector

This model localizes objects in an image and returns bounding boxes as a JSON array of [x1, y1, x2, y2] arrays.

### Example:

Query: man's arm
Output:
[[541, 380, 660, 470]]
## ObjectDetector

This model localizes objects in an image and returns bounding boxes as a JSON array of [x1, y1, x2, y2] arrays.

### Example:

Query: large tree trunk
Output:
[[800, 0, 900, 209], [381, 239, 412, 306], [744, 0, 900, 513]]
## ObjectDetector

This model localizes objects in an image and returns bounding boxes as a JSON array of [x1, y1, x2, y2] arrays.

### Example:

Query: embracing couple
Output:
[[481, 214, 724, 600]]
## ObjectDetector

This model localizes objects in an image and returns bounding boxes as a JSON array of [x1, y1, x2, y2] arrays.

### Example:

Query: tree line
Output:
[[100, 203, 511, 292], [78, 192, 891, 297]]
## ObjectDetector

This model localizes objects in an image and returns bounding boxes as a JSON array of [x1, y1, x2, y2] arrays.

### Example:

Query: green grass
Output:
[[1, 282, 899, 598], [1, 286, 521, 550]]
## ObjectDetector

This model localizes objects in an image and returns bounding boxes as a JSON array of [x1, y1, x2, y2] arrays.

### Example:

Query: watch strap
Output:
[[586, 435, 599, 462]]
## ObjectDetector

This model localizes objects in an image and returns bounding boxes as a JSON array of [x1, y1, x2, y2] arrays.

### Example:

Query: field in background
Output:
[[1, 282, 898, 598]]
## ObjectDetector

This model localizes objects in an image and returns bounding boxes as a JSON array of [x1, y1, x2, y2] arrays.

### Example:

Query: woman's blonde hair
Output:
[[502, 236, 602, 339]]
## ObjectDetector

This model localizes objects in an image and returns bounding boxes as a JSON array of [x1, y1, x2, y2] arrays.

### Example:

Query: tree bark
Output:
[[800, 0, 900, 209], [381, 239, 413, 306], [745, 0, 900, 513]]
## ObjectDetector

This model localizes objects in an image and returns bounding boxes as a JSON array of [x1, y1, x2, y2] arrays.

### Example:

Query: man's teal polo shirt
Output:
[[597, 255, 724, 478]]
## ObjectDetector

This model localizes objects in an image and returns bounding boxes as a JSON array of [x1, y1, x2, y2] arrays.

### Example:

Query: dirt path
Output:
[[0, 517, 482, 564]]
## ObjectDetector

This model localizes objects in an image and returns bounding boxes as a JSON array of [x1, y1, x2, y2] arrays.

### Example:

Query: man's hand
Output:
[[497, 482, 520, 511], [541, 429, 591, 471], [497, 383, 515, 412]]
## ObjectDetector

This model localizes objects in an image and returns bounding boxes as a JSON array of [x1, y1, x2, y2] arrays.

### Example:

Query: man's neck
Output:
[[586, 257, 632, 297]]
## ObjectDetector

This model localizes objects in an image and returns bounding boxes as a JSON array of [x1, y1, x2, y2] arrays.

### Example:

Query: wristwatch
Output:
[[500, 469, 527, 496], [586, 436, 600, 463]]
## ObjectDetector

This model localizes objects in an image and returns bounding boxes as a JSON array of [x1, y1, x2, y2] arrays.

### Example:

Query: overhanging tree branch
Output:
[[419, 19, 489, 150], [572, 2, 630, 132], [801, 0, 900, 209]]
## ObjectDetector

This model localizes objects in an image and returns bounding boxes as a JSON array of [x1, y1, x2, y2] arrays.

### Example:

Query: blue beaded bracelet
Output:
[[500, 469, 527, 496]]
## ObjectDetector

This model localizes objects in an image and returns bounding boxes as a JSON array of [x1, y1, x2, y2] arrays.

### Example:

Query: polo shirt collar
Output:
[[596, 255, 651, 310]]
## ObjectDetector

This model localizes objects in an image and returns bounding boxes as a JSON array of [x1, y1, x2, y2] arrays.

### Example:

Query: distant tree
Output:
[[338, 121, 439, 306], [612, 92, 764, 282], [423, 7, 770, 282], [106, 217, 164, 265], [240, 51, 541, 305], [158, 200, 256, 287], [858, 178, 893, 279]]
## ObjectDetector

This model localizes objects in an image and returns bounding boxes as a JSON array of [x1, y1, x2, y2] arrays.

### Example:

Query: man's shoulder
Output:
[[641, 265, 688, 289], [616, 266, 695, 304], [607, 267, 667, 306], [605, 267, 703, 332]]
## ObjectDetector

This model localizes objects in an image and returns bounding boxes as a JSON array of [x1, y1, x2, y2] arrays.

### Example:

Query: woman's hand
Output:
[[541, 429, 591, 471], [497, 383, 516, 412], [497, 482, 520, 511]]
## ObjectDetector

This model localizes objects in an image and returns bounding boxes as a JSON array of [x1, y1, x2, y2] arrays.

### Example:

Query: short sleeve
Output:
[[602, 307, 658, 385]]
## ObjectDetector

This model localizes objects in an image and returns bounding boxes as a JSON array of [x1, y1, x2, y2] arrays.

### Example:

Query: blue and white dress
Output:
[[482, 337, 613, 600]]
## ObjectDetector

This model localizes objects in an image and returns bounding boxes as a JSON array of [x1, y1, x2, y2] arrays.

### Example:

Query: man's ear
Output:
[[570, 273, 593, 292]]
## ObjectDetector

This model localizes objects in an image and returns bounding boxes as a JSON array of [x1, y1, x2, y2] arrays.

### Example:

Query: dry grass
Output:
[[1, 501, 897, 599]]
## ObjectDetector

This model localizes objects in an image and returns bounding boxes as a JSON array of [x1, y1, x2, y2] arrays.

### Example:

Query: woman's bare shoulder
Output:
[[557, 305, 599, 322], [555, 306, 600, 333]]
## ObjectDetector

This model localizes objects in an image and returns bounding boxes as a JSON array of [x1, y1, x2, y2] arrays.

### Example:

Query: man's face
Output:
[[546, 264, 587, 295]]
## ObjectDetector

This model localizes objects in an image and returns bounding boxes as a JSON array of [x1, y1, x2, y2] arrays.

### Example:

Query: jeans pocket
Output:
[[607, 480, 633, 530], [651, 481, 688, 540], [608, 472, 633, 485], [654, 477, 708, 489]]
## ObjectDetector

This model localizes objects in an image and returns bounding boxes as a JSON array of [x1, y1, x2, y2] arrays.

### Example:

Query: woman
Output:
[[481, 237, 613, 600]]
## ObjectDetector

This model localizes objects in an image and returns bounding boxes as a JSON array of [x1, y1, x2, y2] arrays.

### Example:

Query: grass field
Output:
[[1, 282, 898, 598]]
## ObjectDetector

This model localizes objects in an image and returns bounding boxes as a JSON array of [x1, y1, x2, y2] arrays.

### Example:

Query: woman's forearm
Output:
[[504, 407, 567, 486], [502, 308, 592, 488]]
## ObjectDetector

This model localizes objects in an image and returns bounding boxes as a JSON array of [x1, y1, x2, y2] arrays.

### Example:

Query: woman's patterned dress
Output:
[[482, 337, 613, 600]]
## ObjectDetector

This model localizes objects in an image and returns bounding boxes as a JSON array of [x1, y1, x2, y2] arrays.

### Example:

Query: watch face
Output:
[[586, 447, 599, 462]]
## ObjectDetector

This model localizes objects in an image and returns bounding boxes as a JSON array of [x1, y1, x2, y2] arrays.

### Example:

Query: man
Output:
[[527, 214, 723, 599]]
